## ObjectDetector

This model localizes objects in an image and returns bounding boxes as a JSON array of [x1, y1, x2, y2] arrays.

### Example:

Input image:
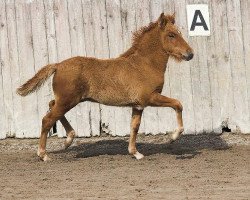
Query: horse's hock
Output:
[[0, 0, 250, 139]]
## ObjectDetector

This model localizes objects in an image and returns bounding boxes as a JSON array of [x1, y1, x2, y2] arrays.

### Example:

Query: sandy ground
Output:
[[0, 133, 249, 200]]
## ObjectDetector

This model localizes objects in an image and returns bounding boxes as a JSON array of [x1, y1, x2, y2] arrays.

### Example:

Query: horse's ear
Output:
[[158, 13, 167, 29], [166, 13, 175, 24], [171, 12, 176, 24]]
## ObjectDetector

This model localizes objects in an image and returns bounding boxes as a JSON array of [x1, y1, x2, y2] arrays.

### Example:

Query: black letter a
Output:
[[190, 10, 208, 31]]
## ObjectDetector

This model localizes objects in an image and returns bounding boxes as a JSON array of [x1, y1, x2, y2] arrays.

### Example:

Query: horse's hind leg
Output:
[[38, 102, 70, 161], [49, 100, 75, 149]]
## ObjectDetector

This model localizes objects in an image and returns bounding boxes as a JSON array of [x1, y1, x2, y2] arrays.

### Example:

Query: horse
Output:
[[17, 13, 194, 161]]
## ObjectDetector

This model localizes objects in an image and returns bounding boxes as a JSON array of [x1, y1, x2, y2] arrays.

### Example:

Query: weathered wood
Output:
[[67, 0, 92, 137], [30, 0, 51, 136], [14, 0, 40, 138], [174, 0, 196, 134], [119, 0, 138, 136], [0, 0, 14, 138], [210, 0, 234, 132], [226, 0, 250, 133], [104, 0, 131, 136], [160, 0, 176, 133], [240, 0, 250, 132], [5, 0, 22, 138], [1, 0, 250, 138], [80, 0, 96, 137], [53, 0, 78, 137], [90, 0, 110, 136]]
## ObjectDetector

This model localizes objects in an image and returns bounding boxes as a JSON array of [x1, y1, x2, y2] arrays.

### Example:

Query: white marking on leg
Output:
[[133, 151, 144, 160], [64, 130, 75, 149], [37, 148, 51, 161], [171, 127, 184, 141], [43, 154, 51, 162]]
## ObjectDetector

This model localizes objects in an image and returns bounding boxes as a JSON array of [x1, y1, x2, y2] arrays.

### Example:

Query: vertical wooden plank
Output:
[[205, 0, 222, 133], [140, 0, 163, 135], [44, 0, 58, 64], [135, 0, 151, 28], [160, 0, 176, 133], [119, 0, 137, 135], [209, 0, 235, 132], [102, 0, 119, 136], [185, 1, 203, 133], [120, 0, 137, 53], [0, 65, 6, 135], [185, 0, 213, 134], [104, 0, 131, 136], [240, 0, 250, 133], [174, 0, 196, 134], [0, 0, 7, 139], [91, 0, 112, 136], [81, 0, 99, 137], [0, 57, 6, 138], [91, 0, 110, 59], [15, 0, 40, 138], [5, 0, 21, 138], [191, 0, 213, 134], [30, 0, 51, 137], [67, 0, 92, 137], [43, 0, 58, 136], [226, 0, 250, 133], [135, 0, 152, 135], [53, 0, 78, 137], [0, 0, 14, 138], [82, 0, 105, 137]]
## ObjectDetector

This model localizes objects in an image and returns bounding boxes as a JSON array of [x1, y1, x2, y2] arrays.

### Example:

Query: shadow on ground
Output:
[[51, 134, 230, 159]]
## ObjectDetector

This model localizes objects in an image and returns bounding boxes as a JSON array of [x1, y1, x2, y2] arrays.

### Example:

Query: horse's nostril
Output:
[[188, 53, 194, 60], [185, 52, 193, 61]]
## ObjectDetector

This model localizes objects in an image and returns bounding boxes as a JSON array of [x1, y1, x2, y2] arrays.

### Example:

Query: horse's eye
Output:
[[168, 34, 175, 38]]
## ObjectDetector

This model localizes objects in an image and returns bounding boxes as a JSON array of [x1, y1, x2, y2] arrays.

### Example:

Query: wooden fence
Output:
[[0, 0, 249, 138]]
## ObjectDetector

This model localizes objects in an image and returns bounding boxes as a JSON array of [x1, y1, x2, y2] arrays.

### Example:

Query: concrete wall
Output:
[[0, 0, 249, 138]]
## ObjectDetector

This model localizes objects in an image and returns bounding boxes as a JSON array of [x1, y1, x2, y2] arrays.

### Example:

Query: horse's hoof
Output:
[[42, 154, 51, 162], [37, 150, 51, 161], [64, 137, 73, 149], [171, 132, 180, 141], [64, 131, 75, 149], [133, 151, 144, 160], [170, 127, 184, 141]]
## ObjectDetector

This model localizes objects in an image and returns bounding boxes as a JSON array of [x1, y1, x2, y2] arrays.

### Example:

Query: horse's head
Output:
[[158, 13, 194, 61]]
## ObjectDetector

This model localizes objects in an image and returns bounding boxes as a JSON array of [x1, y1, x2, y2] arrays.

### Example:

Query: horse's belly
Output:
[[89, 90, 131, 106]]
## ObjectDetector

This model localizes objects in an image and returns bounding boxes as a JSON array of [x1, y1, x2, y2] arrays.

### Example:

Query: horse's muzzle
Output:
[[184, 52, 194, 61]]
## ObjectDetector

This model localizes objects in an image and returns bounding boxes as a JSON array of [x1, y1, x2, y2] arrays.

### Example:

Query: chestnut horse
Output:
[[17, 13, 193, 161]]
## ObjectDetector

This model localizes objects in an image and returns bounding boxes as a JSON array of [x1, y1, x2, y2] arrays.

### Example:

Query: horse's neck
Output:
[[126, 27, 169, 73]]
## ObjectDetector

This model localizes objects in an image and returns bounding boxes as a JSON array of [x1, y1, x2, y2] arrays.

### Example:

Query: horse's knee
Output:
[[174, 100, 183, 112]]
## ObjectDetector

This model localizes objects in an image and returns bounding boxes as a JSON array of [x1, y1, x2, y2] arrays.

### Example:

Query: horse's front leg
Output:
[[128, 108, 144, 160], [149, 93, 184, 142]]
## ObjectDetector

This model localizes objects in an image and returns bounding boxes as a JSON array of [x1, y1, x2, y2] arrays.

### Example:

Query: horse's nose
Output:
[[185, 51, 194, 61]]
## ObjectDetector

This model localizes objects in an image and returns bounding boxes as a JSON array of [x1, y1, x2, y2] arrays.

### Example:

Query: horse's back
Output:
[[52, 55, 153, 106]]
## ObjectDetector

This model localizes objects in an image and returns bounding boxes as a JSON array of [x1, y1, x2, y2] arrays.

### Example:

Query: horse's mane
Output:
[[120, 14, 175, 58], [120, 22, 158, 58]]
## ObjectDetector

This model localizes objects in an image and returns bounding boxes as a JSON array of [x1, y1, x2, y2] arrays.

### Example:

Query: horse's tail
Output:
[[16, 64, 57, 96]]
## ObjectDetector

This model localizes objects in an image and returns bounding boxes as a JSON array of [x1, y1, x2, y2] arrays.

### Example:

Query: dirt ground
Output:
[[0, 133, 249, 200]]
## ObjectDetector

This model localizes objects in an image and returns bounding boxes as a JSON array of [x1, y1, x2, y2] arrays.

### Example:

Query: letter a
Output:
[[190, 10, 208, 31]]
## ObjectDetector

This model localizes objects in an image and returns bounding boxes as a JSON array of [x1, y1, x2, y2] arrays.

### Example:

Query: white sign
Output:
[[186, 4, 210, 36]]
